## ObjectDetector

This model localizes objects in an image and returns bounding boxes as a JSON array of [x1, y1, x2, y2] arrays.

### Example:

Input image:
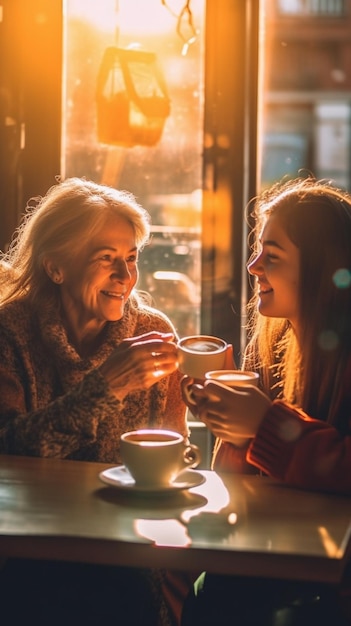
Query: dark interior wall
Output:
[[0, 0, 62, 251], [202, 0, 259, 359]]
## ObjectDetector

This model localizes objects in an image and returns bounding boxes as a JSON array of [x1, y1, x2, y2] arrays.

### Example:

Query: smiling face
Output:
[[57, 214, 139, 339], [247, 214, 300, 330]]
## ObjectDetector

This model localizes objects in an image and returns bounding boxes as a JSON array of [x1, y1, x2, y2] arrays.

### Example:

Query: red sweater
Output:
[[213, 400, 351, 495], [248, 401, 351, 494]]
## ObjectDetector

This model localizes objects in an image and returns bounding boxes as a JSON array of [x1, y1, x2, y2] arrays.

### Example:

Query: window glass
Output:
[[260, 1, 351, 190], [63, 0, 205, 337], [277, 0, 345, 15]]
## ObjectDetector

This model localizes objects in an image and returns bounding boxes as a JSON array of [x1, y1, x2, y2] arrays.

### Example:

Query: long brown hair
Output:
[[244, 176, 351, 428]]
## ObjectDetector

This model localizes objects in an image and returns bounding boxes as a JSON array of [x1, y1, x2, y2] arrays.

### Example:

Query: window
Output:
[[277, 0, 345, 15], [62, 0, 205, 338], [259, 1, 351, 190]]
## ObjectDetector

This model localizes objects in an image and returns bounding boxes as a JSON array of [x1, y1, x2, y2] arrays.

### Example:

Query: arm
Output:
[[0, 322, 182, 458], [191, 380, 351, 494], [248, 401, 351, 494], [189, 380, 271, 474], [0, 353, 117, 457]]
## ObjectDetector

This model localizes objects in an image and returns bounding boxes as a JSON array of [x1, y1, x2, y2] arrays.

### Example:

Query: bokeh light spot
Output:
[[279, 419, 302, 442], [332, 268, 351, 289], [318, 330, 339, 351]]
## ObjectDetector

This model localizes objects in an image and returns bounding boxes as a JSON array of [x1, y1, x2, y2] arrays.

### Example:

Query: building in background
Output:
[[261, 0, 351, 189]]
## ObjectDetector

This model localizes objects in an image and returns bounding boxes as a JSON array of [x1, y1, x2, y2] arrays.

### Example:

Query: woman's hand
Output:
[[180, 375, 201, 415], [99, 331, 179, 400], [188, 380, 272, 444]]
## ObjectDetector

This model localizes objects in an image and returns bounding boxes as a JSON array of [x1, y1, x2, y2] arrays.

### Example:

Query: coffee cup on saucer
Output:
[[120, 429, 201, 488], [177, 335, 227, 380]]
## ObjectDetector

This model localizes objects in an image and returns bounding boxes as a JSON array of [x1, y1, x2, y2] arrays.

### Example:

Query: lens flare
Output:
[[318, 330, 339, 351], [332, 268, 351, 289]]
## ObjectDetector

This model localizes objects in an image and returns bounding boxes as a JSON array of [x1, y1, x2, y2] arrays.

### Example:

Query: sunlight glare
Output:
[[134, 518, 191, 546], [318, 526, 343, 558], [65, 0, 200, 36]]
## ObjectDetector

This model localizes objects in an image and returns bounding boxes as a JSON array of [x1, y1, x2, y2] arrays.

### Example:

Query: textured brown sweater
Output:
[[0, 297, 188, 463]]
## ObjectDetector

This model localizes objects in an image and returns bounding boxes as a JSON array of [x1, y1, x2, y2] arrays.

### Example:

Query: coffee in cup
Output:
[[120, 429, 201, 488], [177, 335, 227, 379], [205, 369, 259, 388]]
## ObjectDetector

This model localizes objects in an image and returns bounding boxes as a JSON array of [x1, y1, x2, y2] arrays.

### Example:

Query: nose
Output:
[[111, 259, 131, 282], [247, 252, 263, 277]]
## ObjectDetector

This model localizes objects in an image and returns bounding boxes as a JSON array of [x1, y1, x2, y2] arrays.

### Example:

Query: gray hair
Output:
[[0, 177, 151, 308]]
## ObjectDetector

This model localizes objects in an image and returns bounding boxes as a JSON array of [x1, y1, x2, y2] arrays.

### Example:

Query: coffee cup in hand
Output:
[[177, 335, 227, 380], [205, 370, 259, 388], [120, 429, 201, 488]]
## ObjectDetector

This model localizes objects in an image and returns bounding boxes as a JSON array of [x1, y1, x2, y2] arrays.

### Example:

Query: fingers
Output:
[[119, 335, 179, 380], [149, 339, 180, 380], [197, 382, 272, 440], [181, 377, 199, 408], [130, 337, 178, 360], [206, 379, 265, 397], [124, 331, 175, 347]]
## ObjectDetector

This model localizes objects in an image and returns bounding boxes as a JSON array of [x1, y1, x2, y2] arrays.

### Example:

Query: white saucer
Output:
[[99, 465, 205, 494]]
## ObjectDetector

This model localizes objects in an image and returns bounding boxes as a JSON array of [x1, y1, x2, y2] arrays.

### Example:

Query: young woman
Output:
[[181, 176, 351, 625]]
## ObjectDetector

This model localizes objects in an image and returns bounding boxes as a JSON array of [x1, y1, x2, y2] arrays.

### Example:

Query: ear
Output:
[[43, 259, 63, 284]]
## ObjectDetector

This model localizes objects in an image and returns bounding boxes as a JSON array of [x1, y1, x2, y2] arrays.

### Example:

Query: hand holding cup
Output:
[[189, 375, 272, 443]]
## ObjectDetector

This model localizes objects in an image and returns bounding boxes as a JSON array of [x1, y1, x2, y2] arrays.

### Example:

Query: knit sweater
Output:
[[0, 297, 188, 463], [248, 399, 351, 494]]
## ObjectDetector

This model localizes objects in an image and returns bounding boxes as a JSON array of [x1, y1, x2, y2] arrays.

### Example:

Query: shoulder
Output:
[[136, 303, 178, 336], [0, 300, 35, 354], [0, 299, 31, 327]]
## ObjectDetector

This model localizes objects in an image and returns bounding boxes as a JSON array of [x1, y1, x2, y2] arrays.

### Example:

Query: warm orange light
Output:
[[65, 0, 203, 36], [318, 526, 343, 558]]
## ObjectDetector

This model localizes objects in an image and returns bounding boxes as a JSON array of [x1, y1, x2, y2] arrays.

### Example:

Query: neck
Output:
[[61, 310, 107, 358]]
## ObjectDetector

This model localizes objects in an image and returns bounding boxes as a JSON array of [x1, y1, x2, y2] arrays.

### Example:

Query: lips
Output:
[[101, 290, 125, 299], [258, 283, 273, 295]]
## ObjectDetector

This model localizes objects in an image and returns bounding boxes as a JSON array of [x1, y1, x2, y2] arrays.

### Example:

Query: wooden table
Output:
[[0, 454, 350, 584]]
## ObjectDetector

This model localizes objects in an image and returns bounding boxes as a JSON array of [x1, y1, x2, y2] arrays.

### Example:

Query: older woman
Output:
[[0, 176, 187, 461], [0, 176, 188, 626]]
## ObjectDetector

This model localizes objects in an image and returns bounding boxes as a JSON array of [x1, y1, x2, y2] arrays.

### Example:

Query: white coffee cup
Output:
[[177, 335, 227, 380], [120, 429, 201, 488], [205, 369, 259, 388]]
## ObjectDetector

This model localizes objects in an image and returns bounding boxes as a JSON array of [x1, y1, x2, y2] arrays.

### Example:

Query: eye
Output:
[[99, 254, 112, 262], [126, 254, 138, 264], [266, 252, 279, 261]]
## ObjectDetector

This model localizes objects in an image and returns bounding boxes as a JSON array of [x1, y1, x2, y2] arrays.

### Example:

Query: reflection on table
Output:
[[0, 455, 350, 584]]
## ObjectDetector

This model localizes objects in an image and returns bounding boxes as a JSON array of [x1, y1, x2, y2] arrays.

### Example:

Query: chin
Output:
[[110, 312, 124, 321], [105, 306, 125, 322], [258, 304, 275, 318]]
